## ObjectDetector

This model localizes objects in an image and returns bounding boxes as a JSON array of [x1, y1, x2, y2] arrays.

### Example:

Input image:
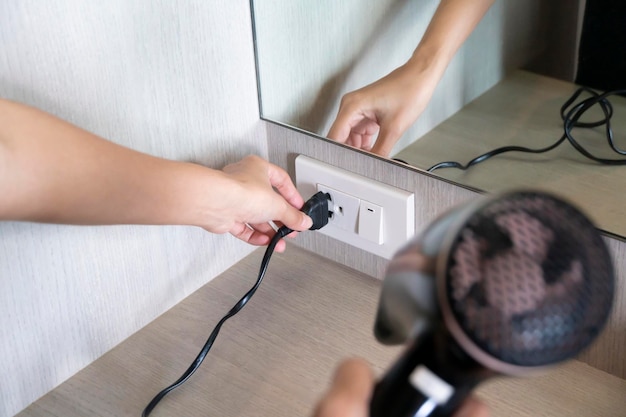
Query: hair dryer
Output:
[[370, 190, 614, 417]]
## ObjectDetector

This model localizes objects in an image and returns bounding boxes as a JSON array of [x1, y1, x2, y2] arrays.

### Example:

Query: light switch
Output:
[[295, 155, 414, 259], [358, 200, 384, 244]]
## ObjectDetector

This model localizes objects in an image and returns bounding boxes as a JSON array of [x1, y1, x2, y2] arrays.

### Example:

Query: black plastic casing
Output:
[[301, 191, 332, 230]]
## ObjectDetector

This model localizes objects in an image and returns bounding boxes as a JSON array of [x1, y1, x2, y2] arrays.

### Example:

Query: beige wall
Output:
[[0, 1, 264, 415], [1, 0, 621, 415]]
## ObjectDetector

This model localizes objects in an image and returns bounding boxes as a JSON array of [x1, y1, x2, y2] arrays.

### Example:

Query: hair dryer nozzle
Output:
[[440, 190, 614, 373], [370, 190, 614, 417]]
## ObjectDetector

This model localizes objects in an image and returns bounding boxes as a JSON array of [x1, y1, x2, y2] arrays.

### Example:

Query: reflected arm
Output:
[[328, 0, 495, 157], [411, 0, 496, 76]]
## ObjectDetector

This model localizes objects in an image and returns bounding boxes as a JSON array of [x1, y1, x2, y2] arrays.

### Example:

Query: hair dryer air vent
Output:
[[441, 191, 614, 373]]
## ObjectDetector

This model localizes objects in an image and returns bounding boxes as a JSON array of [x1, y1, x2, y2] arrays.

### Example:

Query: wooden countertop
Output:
[[395, 70, 626, 240], [16, 245, 626, 417]]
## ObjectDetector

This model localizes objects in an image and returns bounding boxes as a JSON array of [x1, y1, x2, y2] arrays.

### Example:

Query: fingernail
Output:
[[303, 214, 313, 230]]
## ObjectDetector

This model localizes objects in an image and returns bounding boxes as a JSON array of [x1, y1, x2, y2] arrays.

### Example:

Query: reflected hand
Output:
[[327, 61, 439, 158], [313, 358, 490, 417]]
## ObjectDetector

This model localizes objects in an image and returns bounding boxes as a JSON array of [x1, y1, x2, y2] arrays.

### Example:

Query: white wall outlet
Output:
[[317, 184, 360, 232], [295, 155, 415, 259]]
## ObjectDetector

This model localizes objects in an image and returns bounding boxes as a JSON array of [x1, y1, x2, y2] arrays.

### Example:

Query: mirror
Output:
[[252, 0, 626, 239]]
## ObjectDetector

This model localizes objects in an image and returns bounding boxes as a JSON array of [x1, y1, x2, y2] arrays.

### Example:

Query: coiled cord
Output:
[[427, 86, 626, 172]]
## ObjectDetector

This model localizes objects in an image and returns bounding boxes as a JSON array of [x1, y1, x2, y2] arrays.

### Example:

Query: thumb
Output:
[[331, 358, 374, 401], [328, 107, 367, 143], [328, 118, 353, 143], [279, 203, 313, 232], [314, 358, 374, 417], [454, 397, 491, 417]]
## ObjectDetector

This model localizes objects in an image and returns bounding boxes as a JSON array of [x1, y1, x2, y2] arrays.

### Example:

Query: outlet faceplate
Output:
[[317, 184, 360, 232], [295, 155, 415, 259]]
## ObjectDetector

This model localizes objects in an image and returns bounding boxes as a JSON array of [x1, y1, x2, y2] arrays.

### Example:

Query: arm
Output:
[[0, 99, 311, 250], [327, 0, 495, 157]]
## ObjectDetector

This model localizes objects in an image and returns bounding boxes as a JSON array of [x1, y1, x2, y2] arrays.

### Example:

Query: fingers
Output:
[[275, 202, 312, 233], [267, 163, 313, 232], [229, 222, 287, 252], [222, 156, 312, 247], [370, 124, 402, 157], [329, 94, 399, 155], [453, 397, 491, 417], [328, 92, 375, 144], [327, 111, 357, 144], [328, 104, 380, 151], [267, 162, 304, 209], [229, 222, 269, 246], [314, 358, 374, 417], [331, 359, 374, 402], [345, 133, 363, 151], [347, 119, 379, 151]]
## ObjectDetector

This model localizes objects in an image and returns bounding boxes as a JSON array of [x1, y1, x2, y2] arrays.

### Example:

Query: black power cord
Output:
[[427, 86, 626, 172], [142, 191, 332, 416]]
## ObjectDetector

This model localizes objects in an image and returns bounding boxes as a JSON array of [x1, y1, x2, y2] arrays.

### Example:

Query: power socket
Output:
[[295, 155, 415, 259], [317, 184, 360, 232]]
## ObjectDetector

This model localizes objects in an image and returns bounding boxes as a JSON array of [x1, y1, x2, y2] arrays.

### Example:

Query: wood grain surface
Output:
[[395, 70, 626, 239], [394, 70, 626, 379], [17, 245, 626, 417]]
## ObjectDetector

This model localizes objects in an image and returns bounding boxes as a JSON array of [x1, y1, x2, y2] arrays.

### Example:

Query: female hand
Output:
[[327, 0, 495, 158], [0, 100, 310, 253], [217, 155, 312, 252], [327, 61, 439, 158]]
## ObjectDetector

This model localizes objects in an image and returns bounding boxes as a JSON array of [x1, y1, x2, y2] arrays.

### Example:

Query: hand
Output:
[[313, 359, 373, 417], [327, 58, 440, 158], [313, 358, 490, 417], [0, 100, 310, 252], [1, 0, 496, 231], [218, 155, 312, 252], [327, 0, 495, 158]]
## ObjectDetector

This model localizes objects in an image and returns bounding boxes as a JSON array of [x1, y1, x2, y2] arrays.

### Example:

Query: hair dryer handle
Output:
[[370, 330, 486, 417]]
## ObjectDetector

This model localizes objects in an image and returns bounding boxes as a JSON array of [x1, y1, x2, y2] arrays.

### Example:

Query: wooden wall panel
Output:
[[267, 121, 626, 379]]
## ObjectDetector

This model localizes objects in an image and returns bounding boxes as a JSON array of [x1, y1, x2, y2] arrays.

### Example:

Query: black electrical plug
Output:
[[301, 191, 333, 230], [277, 191, 332, 237]]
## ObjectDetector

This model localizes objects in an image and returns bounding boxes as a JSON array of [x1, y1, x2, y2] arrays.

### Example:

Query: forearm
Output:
[[406, 0, 496, 76], [327, 0, 496, 157], [0, 99, 223, 227]]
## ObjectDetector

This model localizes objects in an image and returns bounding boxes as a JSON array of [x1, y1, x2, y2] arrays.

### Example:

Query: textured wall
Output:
[[0, 1, 264, 415]]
